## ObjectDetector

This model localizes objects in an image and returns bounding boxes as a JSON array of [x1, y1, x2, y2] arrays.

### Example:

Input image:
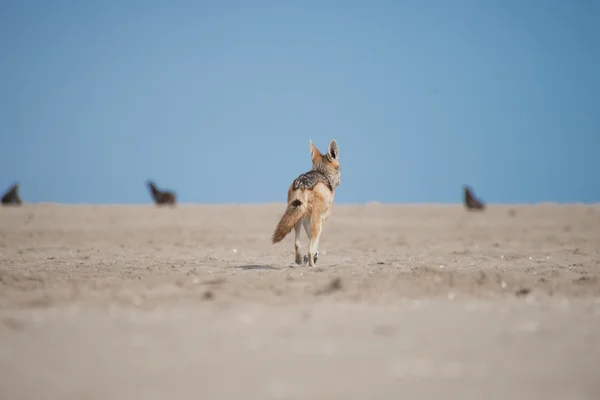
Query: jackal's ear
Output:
[[327, 140, 339, 160], [310, 139, 322, 164]]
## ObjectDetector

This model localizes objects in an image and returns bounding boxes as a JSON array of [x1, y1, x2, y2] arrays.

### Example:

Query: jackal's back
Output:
[[292, 170, 333, 191]]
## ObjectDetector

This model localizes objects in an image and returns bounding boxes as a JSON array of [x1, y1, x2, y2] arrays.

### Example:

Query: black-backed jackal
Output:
[[463, 185, 485, 211], [146, 180, 177, 206], [272, 140, 341, 267]]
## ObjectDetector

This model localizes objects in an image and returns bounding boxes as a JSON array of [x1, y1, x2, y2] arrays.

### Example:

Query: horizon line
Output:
[[7, 201, 600, 207]]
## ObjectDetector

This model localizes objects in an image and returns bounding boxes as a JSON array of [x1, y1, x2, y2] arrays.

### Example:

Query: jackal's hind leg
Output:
[[302, 251, 318, 265], [301, 218, 318, 265], [307, 217, 323, 267]]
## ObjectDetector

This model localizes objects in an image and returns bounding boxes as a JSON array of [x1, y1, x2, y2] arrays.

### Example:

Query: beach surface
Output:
[[1, 203, 599, 399]]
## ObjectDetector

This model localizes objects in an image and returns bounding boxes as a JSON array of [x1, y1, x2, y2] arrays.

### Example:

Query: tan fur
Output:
[[272, 140, 340, 267], [272, 195, 307, 243]]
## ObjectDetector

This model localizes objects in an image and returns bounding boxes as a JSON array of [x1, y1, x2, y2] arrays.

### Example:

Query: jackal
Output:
[[272, 140, 341, 267], [1, 183, 22, 206], [146, 180, 176, 206], [463, 185, 485, 210]]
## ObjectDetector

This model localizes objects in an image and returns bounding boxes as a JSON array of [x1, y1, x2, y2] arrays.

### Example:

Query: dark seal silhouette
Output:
[[463, 185, 485, 211], [1, 183, 22, 206], [146, 180, 176, 206]]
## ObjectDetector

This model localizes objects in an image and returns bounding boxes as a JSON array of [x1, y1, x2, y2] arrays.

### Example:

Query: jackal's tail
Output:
[[272, 199, 306, 243]]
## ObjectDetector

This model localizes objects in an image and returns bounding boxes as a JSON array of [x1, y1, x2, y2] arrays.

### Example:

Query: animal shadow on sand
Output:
[[1, 183, 22, 206], [146, 180, 177, 206], [233, 265, 280, 270], [463, 185, 485, 211]]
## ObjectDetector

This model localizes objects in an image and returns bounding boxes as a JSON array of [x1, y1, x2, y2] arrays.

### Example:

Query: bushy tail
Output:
[[272, 199, 306, 243]]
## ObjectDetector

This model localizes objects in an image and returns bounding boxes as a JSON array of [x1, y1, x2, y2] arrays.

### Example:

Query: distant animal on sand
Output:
[[463, 185, 485, 211], [1, 183, 22, 206], [272, 139, 341, 267], [146, 181, 176, 206]]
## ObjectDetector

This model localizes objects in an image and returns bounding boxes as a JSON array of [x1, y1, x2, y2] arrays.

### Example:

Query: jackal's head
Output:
[[310, 139, 341, 190]]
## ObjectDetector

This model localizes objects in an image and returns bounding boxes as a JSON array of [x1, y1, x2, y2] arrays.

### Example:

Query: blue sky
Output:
[[1, 0, 598, 204]]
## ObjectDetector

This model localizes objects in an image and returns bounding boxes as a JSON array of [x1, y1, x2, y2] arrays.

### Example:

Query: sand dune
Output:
[[1, 204, 599, 399]]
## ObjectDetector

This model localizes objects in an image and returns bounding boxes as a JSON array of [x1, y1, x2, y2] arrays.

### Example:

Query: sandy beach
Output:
[[1, 203, 599, 399]]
